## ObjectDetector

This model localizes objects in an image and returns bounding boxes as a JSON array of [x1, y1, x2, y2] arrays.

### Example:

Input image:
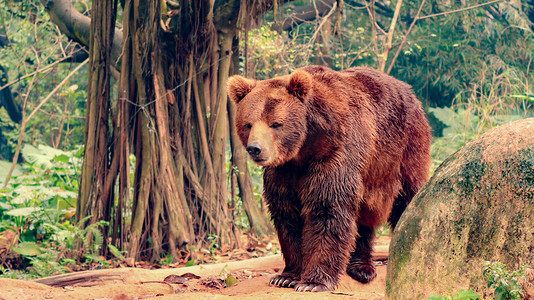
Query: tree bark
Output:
[[42, 0, 282, 260], [77, 0, 117, 254]]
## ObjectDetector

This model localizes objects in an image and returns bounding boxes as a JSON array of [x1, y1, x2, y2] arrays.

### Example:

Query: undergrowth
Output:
[[0, 144, 110, 278]]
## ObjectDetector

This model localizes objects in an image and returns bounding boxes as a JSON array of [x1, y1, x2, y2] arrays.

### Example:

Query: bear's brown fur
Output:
[[227, 65, 432, 292]]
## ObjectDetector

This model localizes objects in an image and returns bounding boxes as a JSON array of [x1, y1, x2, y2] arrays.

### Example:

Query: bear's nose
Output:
[[246, 142, 262, 158]]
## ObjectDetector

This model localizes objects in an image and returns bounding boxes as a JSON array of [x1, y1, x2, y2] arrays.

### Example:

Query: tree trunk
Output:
[[77, 0, 117, 254], [43, 0, 280, 261]]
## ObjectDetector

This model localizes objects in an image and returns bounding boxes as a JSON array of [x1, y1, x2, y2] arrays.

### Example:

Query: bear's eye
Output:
[[270, 122, 282, 129], [244, 123, 252, 130]]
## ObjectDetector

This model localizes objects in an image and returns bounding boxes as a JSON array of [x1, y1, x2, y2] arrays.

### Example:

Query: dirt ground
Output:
[[0, 237, 390, 300]]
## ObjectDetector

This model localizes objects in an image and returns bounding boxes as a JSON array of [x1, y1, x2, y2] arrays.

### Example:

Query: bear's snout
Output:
[[246, 142, 263, 158]]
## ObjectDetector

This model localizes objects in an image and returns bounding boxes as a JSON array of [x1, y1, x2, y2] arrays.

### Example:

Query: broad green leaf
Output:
[[425, 294, 448, 300], [6, 207, 40, 217], [43, 188, 77, 200], [453, 289, 480, 300], [429, 107, 456, 127], [11, 186, 43, 204], [11, 193, 35, 204], [22, 144, 68, 168], [12, 241, 41, 256], [0, 202, 11, 210], [53, 154, 70, 163], [13, 185, 42, 194], [66, 84, 78, 92]]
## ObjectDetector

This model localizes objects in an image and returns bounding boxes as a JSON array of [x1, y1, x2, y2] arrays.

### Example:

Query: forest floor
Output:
[[0, 236, 390, 300]]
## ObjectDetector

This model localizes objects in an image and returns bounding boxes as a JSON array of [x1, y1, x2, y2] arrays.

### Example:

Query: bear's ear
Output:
[[227, 75, 256, 104], [287, 70, 312, 101]]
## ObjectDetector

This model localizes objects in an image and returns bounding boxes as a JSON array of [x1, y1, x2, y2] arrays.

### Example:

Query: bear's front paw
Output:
[[294, 282, 332, 292], [346, 259, 377, 283], [269, 275, 299, 288]]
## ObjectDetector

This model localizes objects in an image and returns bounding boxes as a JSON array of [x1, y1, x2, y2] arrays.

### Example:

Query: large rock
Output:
[[386, 118, 534, 299]]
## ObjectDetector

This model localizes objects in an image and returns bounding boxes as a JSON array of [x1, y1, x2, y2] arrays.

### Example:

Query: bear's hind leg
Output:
[[346, 225, 377, 283], [296, 196, 360, 292], [388, 180, 416, 230]]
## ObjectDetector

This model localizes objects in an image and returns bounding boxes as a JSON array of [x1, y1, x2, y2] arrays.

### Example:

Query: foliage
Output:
[[0, 144, 80, 239], [241, 24, 305, 79], [426, 289, 480, 300], [244, 9, 375, 78], [246, 2, 534, 171], [424, 260, 528, 300], [424, 262, 528, 300], [391, 1, 534, 108], [0, 0, 88, 157], [429, 84, 534, 170], [0, 144, 113, 278], [376, 223, 391, 236], [0, 108, 19, 159], [483, 261, 526, 300]]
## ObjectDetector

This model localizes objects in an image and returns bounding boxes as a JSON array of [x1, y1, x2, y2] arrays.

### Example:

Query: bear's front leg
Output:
[[296, 172, 360, 292], [263, 167, 304, 288], [268, 206, 304, 288]]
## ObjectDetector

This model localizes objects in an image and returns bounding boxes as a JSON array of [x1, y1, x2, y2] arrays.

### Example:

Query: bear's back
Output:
[[296, 65, 416, 107]]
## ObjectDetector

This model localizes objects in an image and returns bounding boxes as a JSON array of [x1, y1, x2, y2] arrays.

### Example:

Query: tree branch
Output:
[[277, 0, 411, 32], [276, 0, 337, 32], [39, 0, 123, 67], [386, 0, 426, 74], [379, 0, 403, 72], [27, 59, 89, 122], [418, 0, 503, 20]]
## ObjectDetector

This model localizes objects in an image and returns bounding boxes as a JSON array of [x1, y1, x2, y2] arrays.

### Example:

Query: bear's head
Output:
[[227, 71, 313, 166]]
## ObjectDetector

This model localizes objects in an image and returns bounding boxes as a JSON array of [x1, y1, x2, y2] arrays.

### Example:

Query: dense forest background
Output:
[[0, 0, 532, 278]]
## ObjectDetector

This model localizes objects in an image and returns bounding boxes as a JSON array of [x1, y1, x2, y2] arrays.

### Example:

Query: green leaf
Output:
[[510, 94, 534, 102], [53, 154, 70, 163], [452, 289, 480, 300], [108, 244, 125, 260], [22, 144, 68, 168], [185, 260, 195, 267], [225, 275, 239, 287], [429, 107, 456, 127], [6, 207, 40, 217], [66, 84, 78, 92], [425, 294, 448, 300], [12, 241, 41, 256], [43, 188, 77, 200], [11, 186, 42, 204], [494, 286, 506, 300], [0, 202, 12, 210]]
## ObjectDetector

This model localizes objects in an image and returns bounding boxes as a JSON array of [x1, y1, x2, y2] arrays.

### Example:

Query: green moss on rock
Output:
[[386, 118, 534, 300]]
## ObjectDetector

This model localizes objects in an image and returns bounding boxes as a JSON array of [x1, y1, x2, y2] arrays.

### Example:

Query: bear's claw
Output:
[[294, 282, 331, 292], [269, 275, 298, 288]]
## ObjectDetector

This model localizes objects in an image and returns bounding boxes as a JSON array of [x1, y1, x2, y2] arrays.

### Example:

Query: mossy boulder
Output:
[[386, 118, 534, 299]]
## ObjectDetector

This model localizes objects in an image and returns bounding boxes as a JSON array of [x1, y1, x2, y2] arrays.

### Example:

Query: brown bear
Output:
[[227, 65, 432, 292]]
